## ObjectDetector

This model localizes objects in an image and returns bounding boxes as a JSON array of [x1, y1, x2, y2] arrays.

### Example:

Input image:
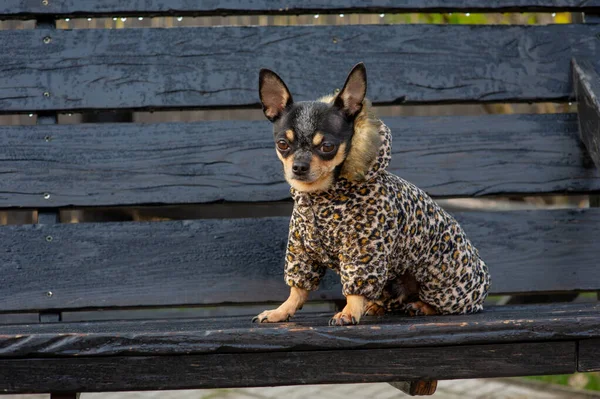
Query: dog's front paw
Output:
[[328, 312, 358, 326], [252, 309, 291, 323]]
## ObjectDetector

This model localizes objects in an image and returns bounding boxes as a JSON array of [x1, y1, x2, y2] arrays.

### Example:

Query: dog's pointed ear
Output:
[[259, 69, 293, 122], [334, 63, 367, 118]]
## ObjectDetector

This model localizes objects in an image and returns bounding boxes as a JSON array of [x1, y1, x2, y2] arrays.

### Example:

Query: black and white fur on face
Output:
[[259, 63, 377, 193]]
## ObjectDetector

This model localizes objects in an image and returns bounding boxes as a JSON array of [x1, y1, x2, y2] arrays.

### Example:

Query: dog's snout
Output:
[[292, 161, 310, 175]]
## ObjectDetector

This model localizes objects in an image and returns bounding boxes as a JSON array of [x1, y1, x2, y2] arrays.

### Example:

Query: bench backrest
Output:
[[1, 2, 599, 321]]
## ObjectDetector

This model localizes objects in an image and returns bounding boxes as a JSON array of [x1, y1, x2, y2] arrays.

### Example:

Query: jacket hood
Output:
[[363, 122, 392, 181]]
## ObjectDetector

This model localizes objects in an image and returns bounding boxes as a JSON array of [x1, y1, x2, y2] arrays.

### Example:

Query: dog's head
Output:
[[259, 63, 380, 193]]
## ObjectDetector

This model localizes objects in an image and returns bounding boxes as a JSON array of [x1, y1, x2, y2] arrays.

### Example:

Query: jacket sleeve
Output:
[[283, 211, 326, 291]]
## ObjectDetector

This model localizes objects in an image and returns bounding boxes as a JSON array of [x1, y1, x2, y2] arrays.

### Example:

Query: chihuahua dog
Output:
[[253, 63, 490, 326]]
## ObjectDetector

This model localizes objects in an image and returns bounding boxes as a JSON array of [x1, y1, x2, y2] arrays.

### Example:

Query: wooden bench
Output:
[[1, 1, 600, 397]]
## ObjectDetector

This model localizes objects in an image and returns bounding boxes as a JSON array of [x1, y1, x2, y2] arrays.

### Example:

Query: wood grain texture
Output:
[[0, 209, 598, 312], [579, 338, 600, 372], [0, 303, 596, 357], [0, 342, 576, 393], [0, 24, 599, 112], [3, 0, 600, 17], [1, 113, 598, 208], [573, 59, 600, 169]]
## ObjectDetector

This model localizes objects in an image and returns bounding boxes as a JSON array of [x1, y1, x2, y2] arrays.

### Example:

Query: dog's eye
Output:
[[276, 140, 290, 151], [321, 142, 335, 153]]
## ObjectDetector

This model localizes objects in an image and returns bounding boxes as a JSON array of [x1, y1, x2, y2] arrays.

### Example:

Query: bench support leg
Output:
[[388, 380, 438, 396], [51, 394, 80, 399]]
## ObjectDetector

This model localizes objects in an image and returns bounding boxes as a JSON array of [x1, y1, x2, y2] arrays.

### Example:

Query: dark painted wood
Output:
[[37, 113, 58, 125], [33, 22, 61, 228], [389, 381, 437, 396], [1, 113, 598, 208], [59, 302, 334, 323], [34, 18, 55, 30], [38, 312, 60, 323], [504, 293, 579, 305], [0, 342, 576, 393], [0, 303, 596, 357], [573, 59, 600, 169], [0, 313, 38, 325], [37, 212, 60, 224], [0, 25, 599, 113], [584, 14, 600, 23], [0, 209, 598, 312], [32, 16, 63, 329], [3, 0, 600, 18], [578, 338, 600, 372], [62, 203, 295, 223]]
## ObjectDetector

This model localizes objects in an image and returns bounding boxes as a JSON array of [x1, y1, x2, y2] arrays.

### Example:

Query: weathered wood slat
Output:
[[573, 59, 600, 169], [0, 25, 599, 112], [1, 113, 598, 208], [0, 342, 576, 393], [579, 338, 600, 372], [0, 313, 38, 325], [0, 303, 597, 357], [0, 209, 598, 312], [3, 0, 600, 18]]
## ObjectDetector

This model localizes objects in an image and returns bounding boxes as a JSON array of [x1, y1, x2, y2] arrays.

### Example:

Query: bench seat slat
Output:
[[0, 208, 598, 313], [1, 113, 597, 208], [0, 303, 597, 357], [0, 341, 577, 393], [0, 24, 599, 112], [3, 0, 600, 18]]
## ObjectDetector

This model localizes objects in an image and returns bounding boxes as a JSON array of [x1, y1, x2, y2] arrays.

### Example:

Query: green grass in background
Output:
[[384, 12, 572, 25], [526, 373, 600, 391]]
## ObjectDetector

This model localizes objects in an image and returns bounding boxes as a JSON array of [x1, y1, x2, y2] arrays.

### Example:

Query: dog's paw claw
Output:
[[329, 312, 359, 326], [252, 309, 291, 323]]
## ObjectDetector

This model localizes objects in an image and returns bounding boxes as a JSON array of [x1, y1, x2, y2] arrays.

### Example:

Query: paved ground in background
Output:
[[6, 379, 600, 399]]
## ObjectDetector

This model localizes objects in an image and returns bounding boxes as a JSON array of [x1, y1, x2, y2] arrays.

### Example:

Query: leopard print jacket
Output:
[[285, 122, 491, 315]]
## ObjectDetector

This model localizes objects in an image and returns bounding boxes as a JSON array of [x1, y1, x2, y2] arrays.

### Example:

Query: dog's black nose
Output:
[[292, 161, 309, 175]]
